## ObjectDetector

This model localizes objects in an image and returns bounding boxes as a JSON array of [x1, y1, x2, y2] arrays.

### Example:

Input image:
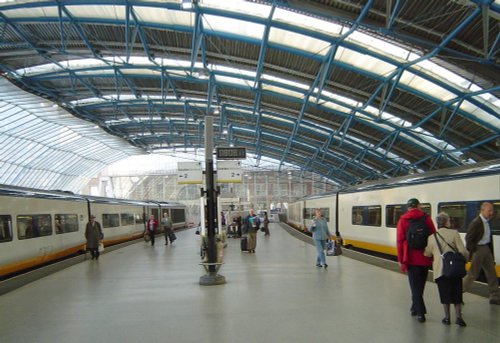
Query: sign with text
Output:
[[177, 162, 203, 184], [216, 147, 246, 160], [217, 160, 242, 183]]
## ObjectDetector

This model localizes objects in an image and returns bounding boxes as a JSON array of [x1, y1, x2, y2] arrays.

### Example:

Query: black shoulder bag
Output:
[[434, 232, 467, 279]]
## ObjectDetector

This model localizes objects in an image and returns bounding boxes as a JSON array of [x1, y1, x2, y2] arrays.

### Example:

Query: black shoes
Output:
[[442, 318, 451, 325], [489, 299, 500, 305], [455, 318, 466, 327], [316, 264, 322, 267], [323, 264, 328, 268], [417, 315, 426, 323]]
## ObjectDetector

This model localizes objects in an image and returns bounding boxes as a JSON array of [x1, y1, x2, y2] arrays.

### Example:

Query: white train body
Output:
[[0, 186, 186, 278], [289, 161, 500, 275]]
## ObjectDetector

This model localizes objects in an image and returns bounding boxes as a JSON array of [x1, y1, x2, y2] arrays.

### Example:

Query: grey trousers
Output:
[[463, 245, 499, 300]]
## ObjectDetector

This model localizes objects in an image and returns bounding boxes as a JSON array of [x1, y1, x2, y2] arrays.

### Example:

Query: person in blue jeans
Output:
[[308, 209, 331, 268]]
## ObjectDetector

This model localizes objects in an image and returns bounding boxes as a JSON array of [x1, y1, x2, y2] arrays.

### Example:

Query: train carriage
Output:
[[287, 160, 500, 277], [0, 185, 187, 279]]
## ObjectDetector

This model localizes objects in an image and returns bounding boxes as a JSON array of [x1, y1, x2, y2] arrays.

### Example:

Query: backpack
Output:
[[406, 215, 429, 249]]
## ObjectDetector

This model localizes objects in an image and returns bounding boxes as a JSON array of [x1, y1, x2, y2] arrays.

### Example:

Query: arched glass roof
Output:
[[0, 0, 498, 190]]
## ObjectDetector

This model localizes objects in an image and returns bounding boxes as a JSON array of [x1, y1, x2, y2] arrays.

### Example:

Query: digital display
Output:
[[216, 147, 246, 160]]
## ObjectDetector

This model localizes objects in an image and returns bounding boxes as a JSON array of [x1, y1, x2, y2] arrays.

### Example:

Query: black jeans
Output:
[[407, 265, 429, 315], [149, 230, 155, 246]]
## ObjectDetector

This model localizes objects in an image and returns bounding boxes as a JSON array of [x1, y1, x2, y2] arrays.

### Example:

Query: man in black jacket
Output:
[[463, 202, 500, 305]]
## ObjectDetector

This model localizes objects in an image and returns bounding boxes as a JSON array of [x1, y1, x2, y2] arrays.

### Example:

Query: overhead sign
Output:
[[216, 147, 246, 160], [217, 160, 242, 183], [177, 162, 203, 184]]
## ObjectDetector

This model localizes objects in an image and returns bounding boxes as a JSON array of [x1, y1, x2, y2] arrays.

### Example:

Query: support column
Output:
[[200, 115, 226, 285]]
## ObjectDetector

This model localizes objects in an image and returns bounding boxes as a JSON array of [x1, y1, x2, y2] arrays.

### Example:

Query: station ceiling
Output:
[[0, 0, 499, 191]]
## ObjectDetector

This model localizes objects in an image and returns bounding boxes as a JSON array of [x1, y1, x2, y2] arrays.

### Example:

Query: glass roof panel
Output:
[[201, 0, 272, 18], [335, 46, 397, 76], [215, 75, 253, 89], [399, 71, 456, 101], [66, 5, 126, 20], [272, 8, 343, 38], [345, 31, 412, 63], [0, 78, 141, 191], [268, 27, 330, 57], [1, 5, 58, 18], [459, 100, 500, 128], [202, 14, 265, 41], [262, 84, 305, 99], [134, 6, 193, 27]]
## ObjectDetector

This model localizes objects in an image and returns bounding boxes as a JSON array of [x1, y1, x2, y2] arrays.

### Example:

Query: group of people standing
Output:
[[397, 199, 499, 327]]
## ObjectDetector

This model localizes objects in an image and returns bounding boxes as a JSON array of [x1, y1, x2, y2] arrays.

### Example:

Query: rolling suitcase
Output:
[[240, 236, 248, 252]]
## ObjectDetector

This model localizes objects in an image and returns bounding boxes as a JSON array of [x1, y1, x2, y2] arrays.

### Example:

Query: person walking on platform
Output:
[[146, 214, 158, 246], [85, 215, 103, 260], [397, 198, 436, 323], [243, 209, 260, 253], [262, 212, 270, 236], [424, 212, 468, 326], [161, 213, 174, 245], [463, 202, 500, 305], [308, 209, 331, 268]]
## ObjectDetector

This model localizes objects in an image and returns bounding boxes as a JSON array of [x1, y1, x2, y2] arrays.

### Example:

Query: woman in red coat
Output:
[[146, 214, 158, 246]]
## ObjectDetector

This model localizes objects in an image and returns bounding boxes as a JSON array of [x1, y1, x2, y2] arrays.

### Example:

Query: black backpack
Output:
[[406, 215, 429, 249]]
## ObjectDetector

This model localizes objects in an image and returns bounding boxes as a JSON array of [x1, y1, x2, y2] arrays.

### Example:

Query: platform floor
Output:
[[0, 223, 499, 343]]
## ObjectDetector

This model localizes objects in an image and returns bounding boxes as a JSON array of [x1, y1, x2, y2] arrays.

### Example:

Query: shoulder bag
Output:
[[434, 232, 466, 279]]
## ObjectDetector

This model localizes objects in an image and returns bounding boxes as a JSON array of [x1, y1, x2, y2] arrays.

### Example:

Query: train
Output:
[[287, 159, 500, 276], [0, 185, 186, 279]]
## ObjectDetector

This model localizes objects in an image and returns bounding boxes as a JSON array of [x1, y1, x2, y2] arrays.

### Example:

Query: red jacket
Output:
[[146, 219, 158, 232], [397, 208, 436, 269]]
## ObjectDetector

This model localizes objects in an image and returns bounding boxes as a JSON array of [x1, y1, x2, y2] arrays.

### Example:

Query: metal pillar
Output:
[[200, 116, 226, 285]]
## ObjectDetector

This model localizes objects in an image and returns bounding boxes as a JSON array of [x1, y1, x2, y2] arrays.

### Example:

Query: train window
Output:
[[17, 214, 52, 239], [420, 203, 431, 216], [135, 213, 144, 225], [0, 215, 13, 243], [120, 213, 135, 226], [385, 205, 405, 227], [304, 208, 330, 221], [102, 214, 120, 228], [438, 203, 467, 232], [55, 214, 79, 234], [171, 208, 186, 223], [352, 206, 381, 226]]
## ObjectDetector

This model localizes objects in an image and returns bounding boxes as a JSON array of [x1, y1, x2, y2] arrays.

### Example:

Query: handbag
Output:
[[169, 232, 177, 242], [98, 242, 104, 252], [434, 232, 466, 279], [326, 240, 335, 256]]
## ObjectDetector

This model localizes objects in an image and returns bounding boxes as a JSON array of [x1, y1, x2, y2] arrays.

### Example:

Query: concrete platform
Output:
[[0, 223, 498, 343]]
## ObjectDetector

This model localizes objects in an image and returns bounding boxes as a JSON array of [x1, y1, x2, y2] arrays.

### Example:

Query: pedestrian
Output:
[[85, 214, 103, 260], [220, 212, 226, 227], [263, 212, 270, 236], [424, 212, 468, 326], [243, 209, 260, 253], [146, 214, 158, 246], [463, 202, 500, 305], [161, 213, 174, 245], [308, 209, 331, 268], [396, 198, 436, 323]]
